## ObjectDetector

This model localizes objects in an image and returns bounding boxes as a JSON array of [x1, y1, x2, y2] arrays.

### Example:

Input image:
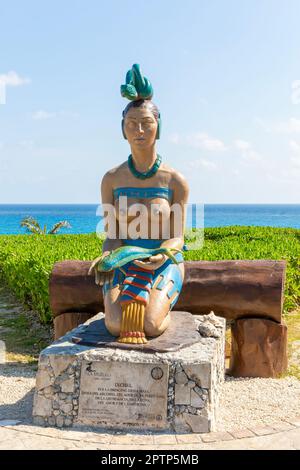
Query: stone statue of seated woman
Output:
[[90, 64, 189, 345]]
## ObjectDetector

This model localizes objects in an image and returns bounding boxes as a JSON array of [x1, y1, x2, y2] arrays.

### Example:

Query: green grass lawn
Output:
[[0, 226, 299, 323]]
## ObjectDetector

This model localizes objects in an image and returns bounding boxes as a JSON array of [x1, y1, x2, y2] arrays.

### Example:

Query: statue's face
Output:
[[124, 107, 157, 148]]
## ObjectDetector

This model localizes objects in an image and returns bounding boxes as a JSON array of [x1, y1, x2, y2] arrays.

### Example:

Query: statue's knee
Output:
[[104, 317, 120, 337], [144, 316, 169, 337], [144, 318, 160, 337]]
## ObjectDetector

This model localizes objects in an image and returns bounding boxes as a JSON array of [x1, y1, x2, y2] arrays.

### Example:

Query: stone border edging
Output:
[[1, 416, 299, 447]]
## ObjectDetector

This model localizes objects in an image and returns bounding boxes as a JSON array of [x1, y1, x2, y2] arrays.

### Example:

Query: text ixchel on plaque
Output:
[[77, 361, 169, 428]]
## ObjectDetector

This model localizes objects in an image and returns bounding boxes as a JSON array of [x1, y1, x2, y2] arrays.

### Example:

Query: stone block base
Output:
[[33, 312, 225, 433]]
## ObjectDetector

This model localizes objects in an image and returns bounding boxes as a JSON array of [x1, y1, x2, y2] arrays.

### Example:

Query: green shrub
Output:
[[0, 233, 102, 323], [0, 226, 299, 324]]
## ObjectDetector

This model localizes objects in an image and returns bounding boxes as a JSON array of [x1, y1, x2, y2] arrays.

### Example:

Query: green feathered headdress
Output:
[[120, 64, 153, 101]]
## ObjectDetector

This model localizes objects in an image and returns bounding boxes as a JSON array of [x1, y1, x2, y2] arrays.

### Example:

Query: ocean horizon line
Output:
[[1, 203, 299, 233]]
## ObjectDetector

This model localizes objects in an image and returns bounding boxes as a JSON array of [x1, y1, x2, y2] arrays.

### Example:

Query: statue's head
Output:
[[121, 64, 161, 144], [122, 100, 160, 147]]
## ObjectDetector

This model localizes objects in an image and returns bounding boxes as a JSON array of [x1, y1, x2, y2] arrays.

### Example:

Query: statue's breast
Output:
[[112, 186, 173, 239], [115, 197, 171, 222]]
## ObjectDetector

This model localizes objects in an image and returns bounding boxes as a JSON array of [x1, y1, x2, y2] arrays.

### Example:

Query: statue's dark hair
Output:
[[122, 99, 160, 121]]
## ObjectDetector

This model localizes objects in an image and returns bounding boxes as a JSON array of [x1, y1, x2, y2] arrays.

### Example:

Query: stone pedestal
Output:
[[33, 312, 225, 433]]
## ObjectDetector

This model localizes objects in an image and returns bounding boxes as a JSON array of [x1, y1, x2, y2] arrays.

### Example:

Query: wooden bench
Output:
[[50, 259, 288, 378]]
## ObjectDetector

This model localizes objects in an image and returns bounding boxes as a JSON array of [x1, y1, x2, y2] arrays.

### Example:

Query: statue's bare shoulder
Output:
[[101, 161, 128, 188], [162, 164, 189, 202]]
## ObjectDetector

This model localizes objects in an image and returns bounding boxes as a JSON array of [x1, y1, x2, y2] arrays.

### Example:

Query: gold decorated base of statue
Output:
[[118, 301, 148, 344]]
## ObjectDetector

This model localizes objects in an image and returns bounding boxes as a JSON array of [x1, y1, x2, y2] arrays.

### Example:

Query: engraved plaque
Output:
[[77, 361, 169, 429]]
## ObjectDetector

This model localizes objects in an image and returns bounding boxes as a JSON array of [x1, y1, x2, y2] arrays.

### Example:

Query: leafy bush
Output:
[[0, 226, 299, 324], [0, 233, 102, 323]]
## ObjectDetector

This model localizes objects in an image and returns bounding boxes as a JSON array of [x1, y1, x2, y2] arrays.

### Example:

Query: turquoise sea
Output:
[[0, 204, 299, 235]]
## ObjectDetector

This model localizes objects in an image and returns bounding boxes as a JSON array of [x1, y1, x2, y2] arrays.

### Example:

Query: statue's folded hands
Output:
[[133, 238, 185, 270], [88, 251, 114, 286], [89, 245, 181, 274], [132, 253, 167, 270]]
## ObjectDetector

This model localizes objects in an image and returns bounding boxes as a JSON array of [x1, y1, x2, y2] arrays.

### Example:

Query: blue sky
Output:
[[0, 0, 300, 203]]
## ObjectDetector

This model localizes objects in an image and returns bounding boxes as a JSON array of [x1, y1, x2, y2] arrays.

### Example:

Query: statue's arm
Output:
[[136, 170, 189, 268], [160, 170, 189, 251], [101, 171, 123, 254]]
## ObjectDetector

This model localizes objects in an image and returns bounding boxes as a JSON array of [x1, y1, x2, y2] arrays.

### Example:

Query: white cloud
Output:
[[283, 167, 300, 180], [0, 71, 30, 87], [291, 155, 300, 167], [266, 167, 300, 184], [289, 140, 300, 166], [234, 139, 263, 163], [168, 131, 226, 152], [32, 110, 79, 120], [169, 133, 180, 145], [291, 80, 300, 105], [188, 158, 217, 170], [187, 133, 226, 151], [234, 139, 251, 151], [289, 140, 300, 153], [256, 117, 300, 134], [242, 150, 262, 162], [275, 118, 300, 133], [32, 110, 57, 120]]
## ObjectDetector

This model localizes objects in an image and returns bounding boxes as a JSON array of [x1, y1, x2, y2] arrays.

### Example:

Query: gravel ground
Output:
[[216, 375, 300, 431], [0, 365, 36, 422], [0, 364, 299, 431]]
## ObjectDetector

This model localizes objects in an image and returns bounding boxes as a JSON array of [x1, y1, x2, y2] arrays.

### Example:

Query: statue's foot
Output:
[[117, 331, 148, 344], [119, 301, 148, 344]]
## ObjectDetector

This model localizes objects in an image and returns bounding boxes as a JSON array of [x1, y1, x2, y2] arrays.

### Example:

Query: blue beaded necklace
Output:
[[128, 154, 162, 180]]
